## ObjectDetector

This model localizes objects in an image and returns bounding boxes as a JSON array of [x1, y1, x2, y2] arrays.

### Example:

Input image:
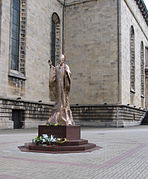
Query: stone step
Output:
[[58, 139, 88, 146], [141, 111, 148, 125], [22, 142, 97, 152]]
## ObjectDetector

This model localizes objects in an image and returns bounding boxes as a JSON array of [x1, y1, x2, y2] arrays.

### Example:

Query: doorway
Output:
[[12, 109, 24, 129]]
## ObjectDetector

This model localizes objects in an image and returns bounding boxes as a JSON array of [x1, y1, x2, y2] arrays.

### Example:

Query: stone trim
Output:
[[64, 0, 98, 7], [10, 0, 27, 76], [71, 105, 146, 127], [135, 0, 148, 26], [9, 0, 27, 88], [19, 0, 27, 75], [71, 104, 146, 112], [55, 22, 61, 64], [130, 26, 135, 92], [0, 97, 53, 106], [141, 41, 144, 97], [51, 13, 61, 66], [130, 88, 136, 94], [8, 70, 26, 80], [124, 0, 148, 41], [57, 0, 65, 6], [0, 98, 146, 129]]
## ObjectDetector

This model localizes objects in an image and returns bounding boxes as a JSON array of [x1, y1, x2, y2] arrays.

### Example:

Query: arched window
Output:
[[130, 26, 135, 92], [10, 0, 20, 71], [141, 42, 144, 97], [10, 0, 27, 75], [51, 13, 60, 66]]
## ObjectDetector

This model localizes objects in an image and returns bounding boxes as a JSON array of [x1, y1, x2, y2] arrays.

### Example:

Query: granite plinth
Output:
[[19, 125, 100, 153], [18, 145, 100, 154], [38, 125, 80, 140]]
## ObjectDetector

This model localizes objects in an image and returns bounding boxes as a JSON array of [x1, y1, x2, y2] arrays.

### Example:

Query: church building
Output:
[[0, 0, 148, 129]]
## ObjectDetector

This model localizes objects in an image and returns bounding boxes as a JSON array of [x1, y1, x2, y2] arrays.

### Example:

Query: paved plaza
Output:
[[0, 126, 148, 179]]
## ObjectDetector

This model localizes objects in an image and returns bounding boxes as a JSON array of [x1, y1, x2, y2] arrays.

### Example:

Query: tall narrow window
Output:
[[145, 47, 148, 68], [130, 26, 135, 92], [145, 47, 148, 109], [10, 0, 20, 71], [51, 19, 56, 66], [51, 13, 60, 66], [141, 42, 144, 97]]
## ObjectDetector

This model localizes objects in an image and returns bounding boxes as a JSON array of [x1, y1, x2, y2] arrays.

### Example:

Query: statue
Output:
[[19, 55, 97, 154], [48, 54, 75, 126]]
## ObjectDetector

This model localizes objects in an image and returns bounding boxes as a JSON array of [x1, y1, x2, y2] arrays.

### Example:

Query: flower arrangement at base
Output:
[[32, 134, 67, 146], [46, 123, 64, 127]]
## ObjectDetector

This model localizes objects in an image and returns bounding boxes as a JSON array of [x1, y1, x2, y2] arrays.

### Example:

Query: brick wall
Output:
[[71, 104, 146, 127], [64, 0, 119, 104], [0, 98, 145, 129], [0, 0, 63, 103], [121, 0, 148, 108], [0, 98, 52, 129]]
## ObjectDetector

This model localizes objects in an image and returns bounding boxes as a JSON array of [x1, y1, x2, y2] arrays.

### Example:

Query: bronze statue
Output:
[[48, 54, 75, 126]]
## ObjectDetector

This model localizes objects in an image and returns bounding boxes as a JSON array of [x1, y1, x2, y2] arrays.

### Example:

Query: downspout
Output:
[[62, 0, 65, 54], [117, 0, 121, 104], [0, 0, 2, 52]]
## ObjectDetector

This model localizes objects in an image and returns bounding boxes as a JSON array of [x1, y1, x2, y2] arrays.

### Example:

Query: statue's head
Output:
[[60, 54, 65, 65]]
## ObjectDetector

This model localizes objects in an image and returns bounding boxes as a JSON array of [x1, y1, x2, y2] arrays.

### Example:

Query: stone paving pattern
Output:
[[0, 126, 148, 179]]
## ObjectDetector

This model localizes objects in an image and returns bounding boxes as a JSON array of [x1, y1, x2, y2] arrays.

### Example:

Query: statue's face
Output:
[[60, 54, 65, 64]]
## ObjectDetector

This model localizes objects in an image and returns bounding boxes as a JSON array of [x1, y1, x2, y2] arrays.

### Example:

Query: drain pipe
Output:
[[62, 0, 65, 54], [117, 0, 121, 104], [116, 0, 121, 127], [0, 0, 2, 52], [117, 107, 119, 128]]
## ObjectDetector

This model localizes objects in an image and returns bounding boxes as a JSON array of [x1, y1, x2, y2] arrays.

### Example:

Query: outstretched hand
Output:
[[48, 59, 52, 67]]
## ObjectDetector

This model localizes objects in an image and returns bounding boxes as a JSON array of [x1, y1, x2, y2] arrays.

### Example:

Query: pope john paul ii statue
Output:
[[47, 54, 75, 126]]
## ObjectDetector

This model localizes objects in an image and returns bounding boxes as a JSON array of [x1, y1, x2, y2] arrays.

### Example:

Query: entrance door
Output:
[[12, 110, 24, 129]]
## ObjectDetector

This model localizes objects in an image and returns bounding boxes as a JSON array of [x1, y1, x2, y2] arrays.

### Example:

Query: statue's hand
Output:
[[48, 60, 52, 67]]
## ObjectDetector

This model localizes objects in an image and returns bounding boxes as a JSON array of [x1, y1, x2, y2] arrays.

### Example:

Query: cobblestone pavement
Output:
[[0, 126, 148, 179]]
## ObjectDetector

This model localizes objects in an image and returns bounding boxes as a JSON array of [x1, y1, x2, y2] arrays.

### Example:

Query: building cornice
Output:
[[135, 0, 148, 25], [58, 0, 148, 26], [56, 0, 65, 6]]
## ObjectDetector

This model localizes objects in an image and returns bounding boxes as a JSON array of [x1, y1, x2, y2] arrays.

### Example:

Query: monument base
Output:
[[19, 125, 100, 154]]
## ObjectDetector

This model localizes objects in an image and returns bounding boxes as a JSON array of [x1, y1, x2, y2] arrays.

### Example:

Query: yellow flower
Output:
[[54, 124, 58, 126]]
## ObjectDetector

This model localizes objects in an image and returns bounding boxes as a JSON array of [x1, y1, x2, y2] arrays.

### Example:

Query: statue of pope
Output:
[[48, 54, 75, 126]]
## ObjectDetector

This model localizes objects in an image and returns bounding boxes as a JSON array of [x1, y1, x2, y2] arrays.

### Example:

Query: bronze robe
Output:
[[48, 63, 75, 126]]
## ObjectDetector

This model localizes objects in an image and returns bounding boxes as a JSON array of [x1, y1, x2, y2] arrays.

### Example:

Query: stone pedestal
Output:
[[18, 125, 100, 154], [38, 125, 80, 140]]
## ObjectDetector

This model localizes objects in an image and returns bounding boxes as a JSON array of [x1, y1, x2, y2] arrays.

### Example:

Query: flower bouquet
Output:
[[32, 134, 67, 146]]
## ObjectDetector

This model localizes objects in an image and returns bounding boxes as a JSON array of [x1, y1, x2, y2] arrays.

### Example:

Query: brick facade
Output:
[[121, 0, 148, 107], [0, 0, 63, 103], [64, 0, 119, 104], [0, 0, 148, 128], [0, 98, 145, 129], [71, 104, 146, 127], [19, 0, 27, 75], [0, 98, 52, 129]]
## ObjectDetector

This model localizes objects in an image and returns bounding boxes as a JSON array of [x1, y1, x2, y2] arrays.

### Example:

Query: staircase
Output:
[[141, 111, 148, 125]]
